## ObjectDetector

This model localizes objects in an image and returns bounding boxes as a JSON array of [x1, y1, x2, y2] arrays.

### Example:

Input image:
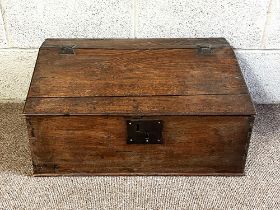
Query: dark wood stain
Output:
[[27, 115, 251, 175], [42, 38, 230, 49], [24, 95, 255, 116], [24, 38, 256, 176], [28, 48, 248, 97]]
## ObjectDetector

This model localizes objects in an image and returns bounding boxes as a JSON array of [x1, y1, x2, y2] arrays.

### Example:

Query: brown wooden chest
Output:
[[24, 38, 255, 176]]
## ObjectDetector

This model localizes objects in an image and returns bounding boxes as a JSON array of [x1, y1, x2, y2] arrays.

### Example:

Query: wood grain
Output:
[[24, 95, 255, 116], [41, 38, 230, 49], [27, 47, 249, 98], [24, 38, 256, 176], [27, 115, 251, 175]]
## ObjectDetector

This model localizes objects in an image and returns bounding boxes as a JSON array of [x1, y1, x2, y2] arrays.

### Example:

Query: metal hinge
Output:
[[197, 45, 212, 55], [59, 46, 75, 55]]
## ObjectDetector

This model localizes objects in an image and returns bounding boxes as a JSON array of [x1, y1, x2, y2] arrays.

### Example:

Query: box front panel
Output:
[[27, 115, 252, 175]]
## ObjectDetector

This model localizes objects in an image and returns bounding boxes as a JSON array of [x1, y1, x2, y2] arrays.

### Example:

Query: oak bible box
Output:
[[24, 38, 255, 176]]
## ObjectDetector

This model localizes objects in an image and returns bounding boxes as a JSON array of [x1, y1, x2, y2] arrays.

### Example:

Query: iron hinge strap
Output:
[[197, 45, 212, 55], [59, 45, 76, 55]]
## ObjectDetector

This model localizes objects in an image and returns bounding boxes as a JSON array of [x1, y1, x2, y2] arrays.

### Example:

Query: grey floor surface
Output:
[[0, 103, 279, 210]]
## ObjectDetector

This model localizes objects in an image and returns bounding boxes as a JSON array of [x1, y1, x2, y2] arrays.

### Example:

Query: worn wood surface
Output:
[[42, 38, 230, 49], [27, 47, 249, 98], [24, 95, 255, 116], [27, 115, 251, 175], [25, 38, 255, 116], [24, 38, 255, 176]]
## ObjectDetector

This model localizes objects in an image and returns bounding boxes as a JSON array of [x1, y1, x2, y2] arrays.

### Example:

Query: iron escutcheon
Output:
[[127, 119, 163, 144]]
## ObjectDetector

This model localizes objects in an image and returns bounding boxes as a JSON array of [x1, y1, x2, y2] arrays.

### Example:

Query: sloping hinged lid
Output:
[[24, 38, 255, 116]]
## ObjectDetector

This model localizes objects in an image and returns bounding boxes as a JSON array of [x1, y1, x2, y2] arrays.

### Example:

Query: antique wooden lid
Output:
[[24, 38, 255, 116]]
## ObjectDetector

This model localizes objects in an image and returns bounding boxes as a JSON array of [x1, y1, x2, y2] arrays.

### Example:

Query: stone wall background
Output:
[[0, 0, 279, 103]]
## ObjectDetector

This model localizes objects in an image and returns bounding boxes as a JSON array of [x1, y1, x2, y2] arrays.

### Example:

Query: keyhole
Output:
[[145, 131, 149, 139], [145, 131, 150, 143], [136, 124, 140, 132]]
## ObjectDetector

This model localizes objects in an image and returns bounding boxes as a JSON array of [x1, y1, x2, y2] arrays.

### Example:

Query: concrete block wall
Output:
[[0, 0, 279, 103]]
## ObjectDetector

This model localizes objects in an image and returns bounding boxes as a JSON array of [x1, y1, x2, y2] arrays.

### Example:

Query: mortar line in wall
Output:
[[261, 0, 273, 49], [0, 0, 12, 48], [0, 48, 280, 51], [0, 0, 7, 46], [234, 48, 280, 51], [0, 48, 39, 50], [133, 0, 138, 38]]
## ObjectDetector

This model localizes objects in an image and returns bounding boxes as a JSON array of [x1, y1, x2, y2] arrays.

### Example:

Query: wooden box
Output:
[[24, 38, 255, 176]]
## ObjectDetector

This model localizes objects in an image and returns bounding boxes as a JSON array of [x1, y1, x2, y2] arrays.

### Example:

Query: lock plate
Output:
[[127, 120, 163, 144]]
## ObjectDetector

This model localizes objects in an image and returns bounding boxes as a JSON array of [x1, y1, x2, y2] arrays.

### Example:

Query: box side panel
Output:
[[25, 117, 46, 174], [29, 116, 251, 176]]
